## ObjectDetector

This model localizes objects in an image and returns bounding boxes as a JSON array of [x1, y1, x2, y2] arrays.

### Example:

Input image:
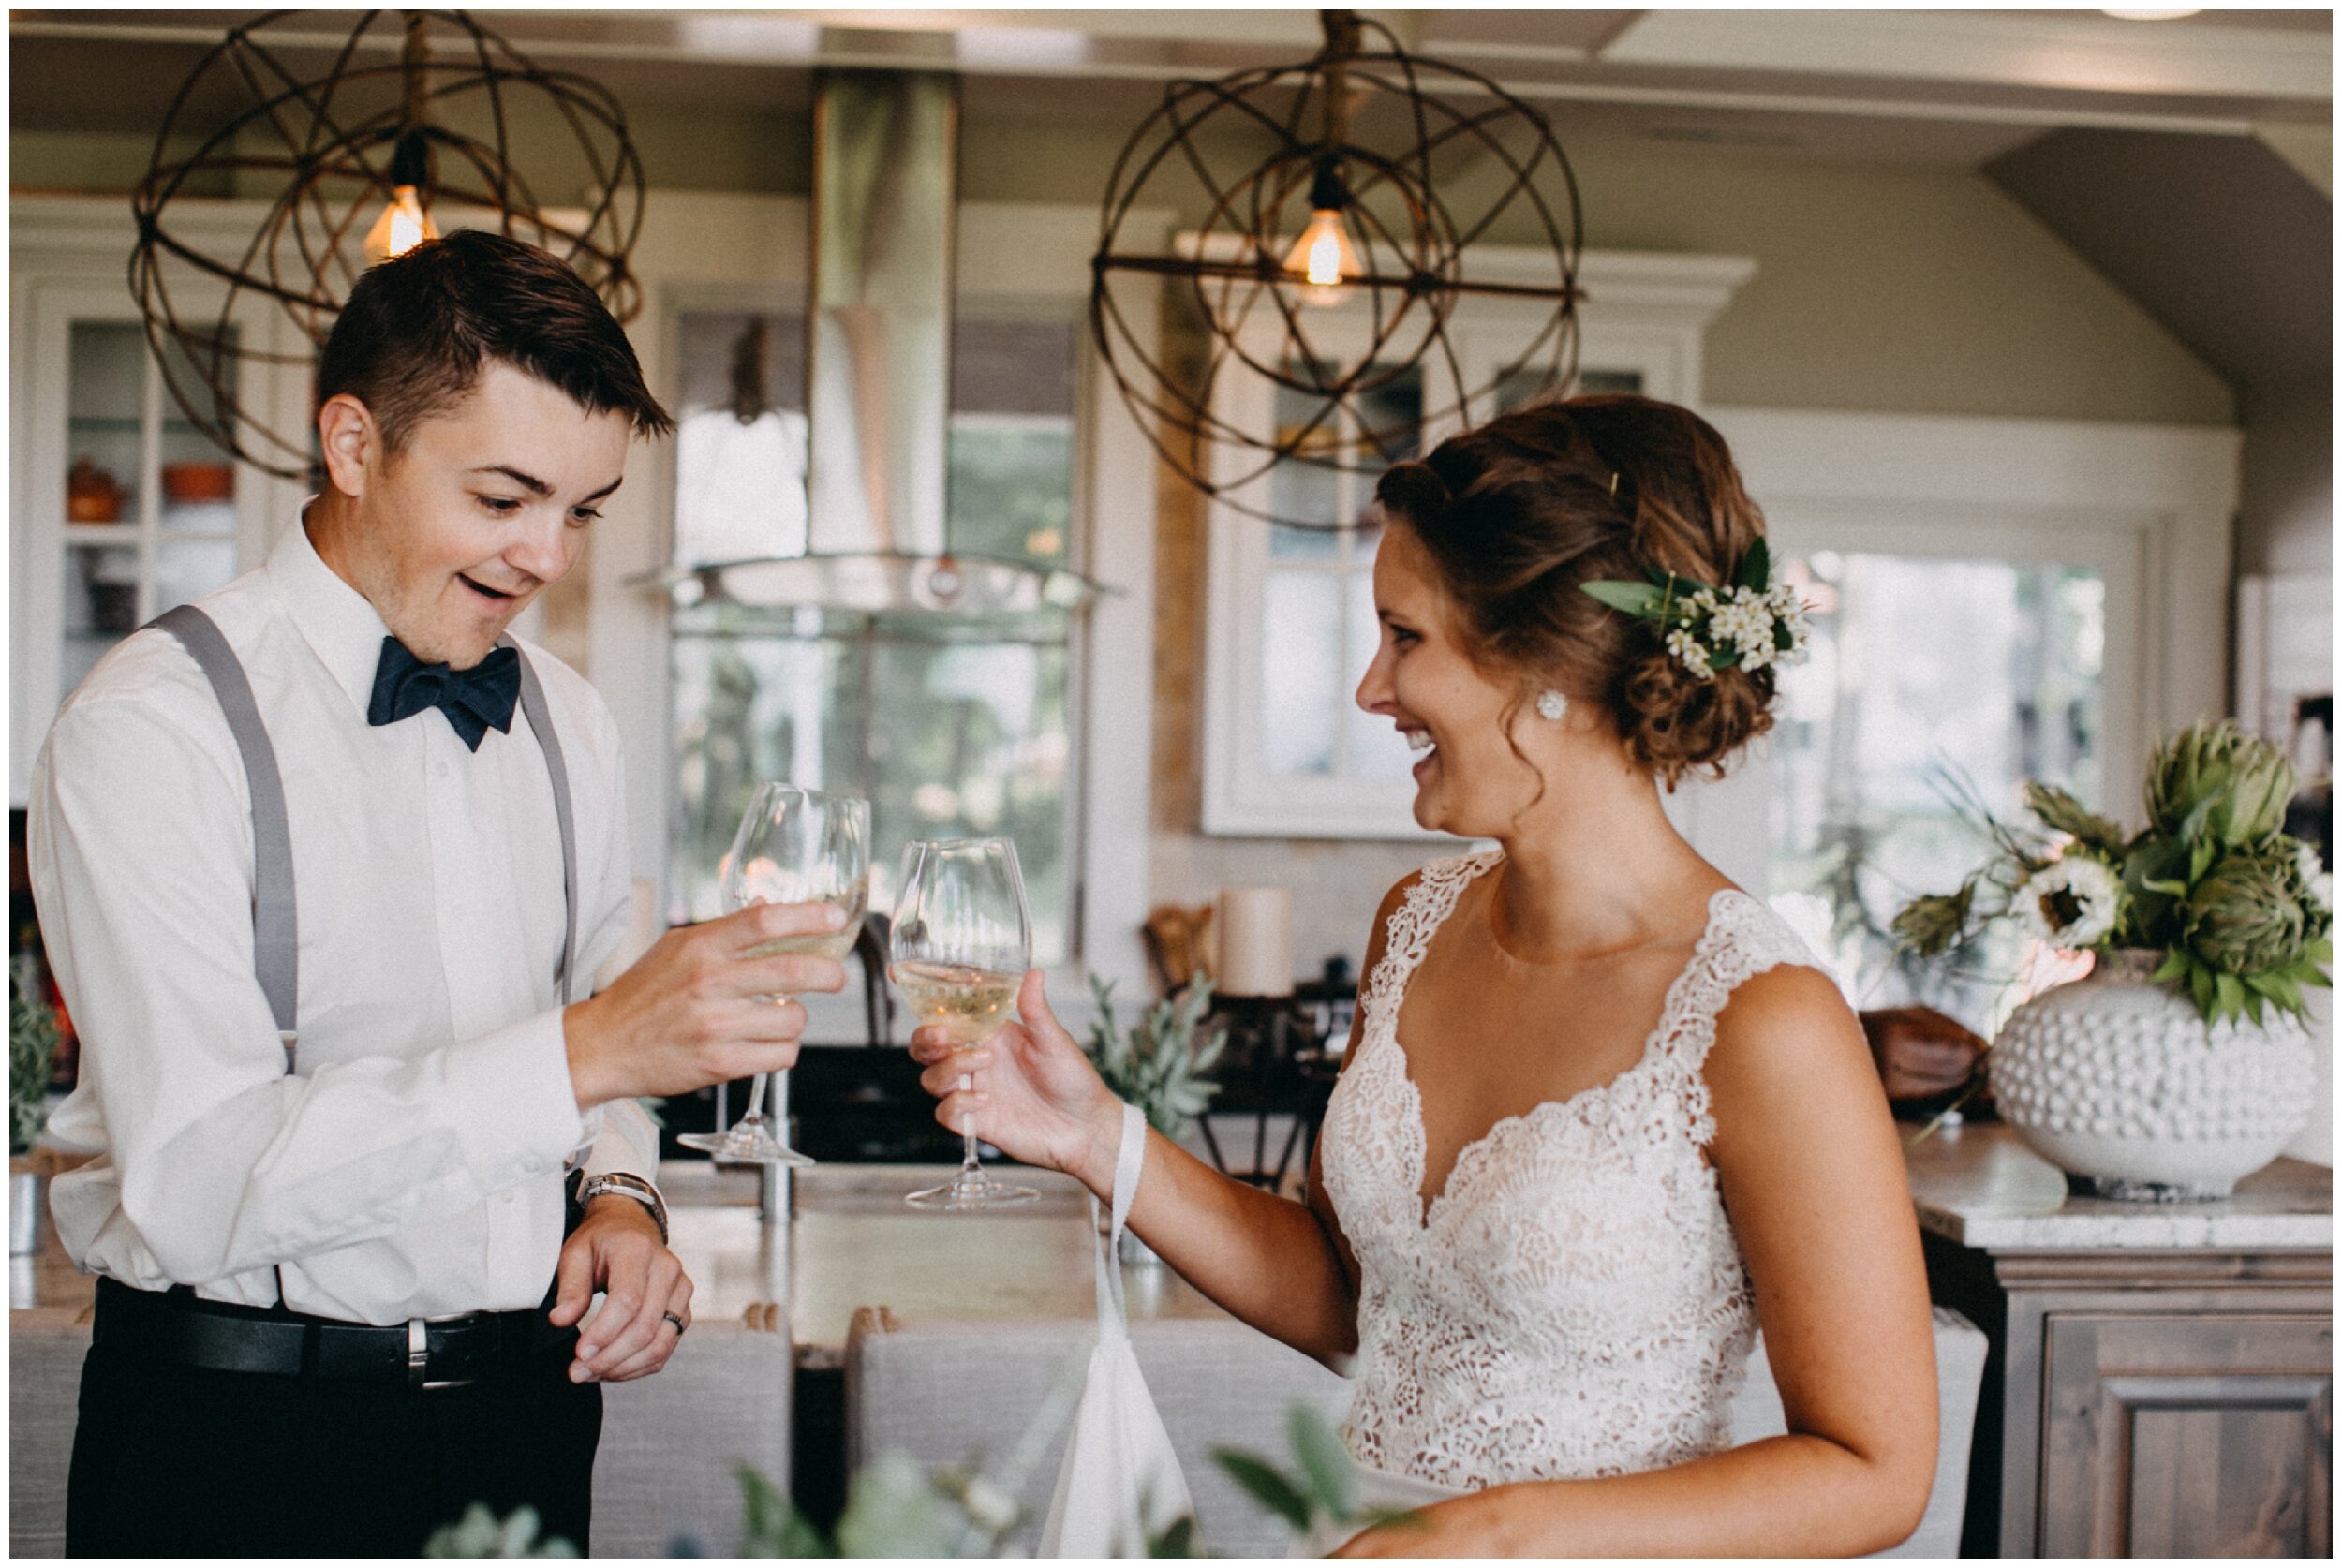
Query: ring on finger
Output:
[[663, 1310, 688, 1338]]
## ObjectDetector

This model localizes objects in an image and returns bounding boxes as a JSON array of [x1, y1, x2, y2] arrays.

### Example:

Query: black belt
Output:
[[93, 1276, 575, 1391]]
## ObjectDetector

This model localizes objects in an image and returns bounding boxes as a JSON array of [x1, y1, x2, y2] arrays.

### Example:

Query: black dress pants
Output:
[[64, 1314, 602, 1557]]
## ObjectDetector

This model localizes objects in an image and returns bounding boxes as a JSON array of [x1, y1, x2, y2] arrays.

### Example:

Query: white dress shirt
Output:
[[30, 519, 658, 1324]]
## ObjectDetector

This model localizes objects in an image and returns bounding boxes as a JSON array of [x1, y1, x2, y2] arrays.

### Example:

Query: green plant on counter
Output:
[[1893, 720, 2332, 1028], [10, 964, 59, 1157], [1083, 975, 1226, 1138]]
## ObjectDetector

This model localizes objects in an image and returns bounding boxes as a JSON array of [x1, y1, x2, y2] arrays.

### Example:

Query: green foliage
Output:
[[1148, 1516, 1200, 1558], [10, 966, 58, 1158], [2023, 781, 2127, 856], [730, 1449, 1029, 1559], [1893, 720, 2332, 1028], [1213, 1450, 1313, 1531], [1286, 1404, 1356, 1522], [1209, 1404, 1419, 1550], [2145, 720, 2295, 848], [1084, 975, 1226, 1138], [1579, 579, 1672, 621], [421, 1504, 577, 1559], [1889, 886, 1975, 959]]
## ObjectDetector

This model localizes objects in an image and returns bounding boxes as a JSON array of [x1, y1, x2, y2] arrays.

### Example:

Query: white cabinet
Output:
[[11, 198, 307, 804]]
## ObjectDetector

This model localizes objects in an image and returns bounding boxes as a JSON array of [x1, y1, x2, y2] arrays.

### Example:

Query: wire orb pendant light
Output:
[[1090, 11, 1585, 528], [130, 8, 647, 481]]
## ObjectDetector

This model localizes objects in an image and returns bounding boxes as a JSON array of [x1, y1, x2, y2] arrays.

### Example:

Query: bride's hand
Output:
[[1330, 1492, 1517, 1558], [910, 969, 1124, 1194]]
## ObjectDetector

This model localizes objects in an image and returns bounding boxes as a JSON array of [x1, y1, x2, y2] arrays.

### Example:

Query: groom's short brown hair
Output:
[[317, 229, 673, 455]]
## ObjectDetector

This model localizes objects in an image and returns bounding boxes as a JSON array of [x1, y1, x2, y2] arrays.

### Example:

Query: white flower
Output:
[[1764, 584, 1814, 666], [2015, 855, 2124, 949], [1707, 586, 1772, 658], [2296, 839, 2333, 914], [1666, 626, 1715, 679]]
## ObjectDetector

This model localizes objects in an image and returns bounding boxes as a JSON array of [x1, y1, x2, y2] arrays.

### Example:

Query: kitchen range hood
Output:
[[642, 70, 1102, 619]]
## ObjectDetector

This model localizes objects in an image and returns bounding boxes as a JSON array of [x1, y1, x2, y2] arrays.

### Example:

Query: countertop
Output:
[[9, 1160, 1229, 1368], [1902, 1122, 2333, 1252], [18, 1131, 2330, 1350]]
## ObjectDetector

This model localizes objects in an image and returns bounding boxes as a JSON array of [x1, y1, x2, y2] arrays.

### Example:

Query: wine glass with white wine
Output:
[[676, 783, 869, 1166], [890, 836, 1038, 1209]]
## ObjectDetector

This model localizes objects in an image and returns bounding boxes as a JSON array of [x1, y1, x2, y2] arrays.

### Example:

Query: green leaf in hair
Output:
[[1580, 581, 1668, 619]]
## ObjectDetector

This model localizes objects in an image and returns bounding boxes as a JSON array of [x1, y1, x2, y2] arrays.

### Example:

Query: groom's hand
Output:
[[550, 1197, 694, 1383]]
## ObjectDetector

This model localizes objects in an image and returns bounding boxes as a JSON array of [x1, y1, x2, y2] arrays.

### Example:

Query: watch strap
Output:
[[579, 1171, 669, 1245]]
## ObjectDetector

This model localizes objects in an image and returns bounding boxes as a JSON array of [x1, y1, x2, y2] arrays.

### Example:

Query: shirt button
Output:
[[435, 761, 452, 779]]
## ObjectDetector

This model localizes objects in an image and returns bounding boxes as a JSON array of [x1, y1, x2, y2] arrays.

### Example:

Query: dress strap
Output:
[[1652, 890, 1828, 1144], [1360, 851, 1502, 1027]]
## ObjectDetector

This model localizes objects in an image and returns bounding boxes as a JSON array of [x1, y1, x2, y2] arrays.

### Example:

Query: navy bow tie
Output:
[[367, 637, 520, 752]]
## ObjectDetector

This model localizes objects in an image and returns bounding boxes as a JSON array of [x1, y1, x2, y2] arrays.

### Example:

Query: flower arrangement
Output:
[[1581, 538, 1813, 681], [1893, 720, 2333, 1028], [1083, 975, 1226, 1139]]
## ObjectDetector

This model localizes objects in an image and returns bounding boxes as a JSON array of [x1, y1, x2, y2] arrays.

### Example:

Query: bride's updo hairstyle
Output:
[[1374, 394, 1775, 787]]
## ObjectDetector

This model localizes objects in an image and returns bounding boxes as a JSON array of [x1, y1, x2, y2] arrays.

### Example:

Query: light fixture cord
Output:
[[400, 13, 430, 133], [1317, 9, 1358, 151]]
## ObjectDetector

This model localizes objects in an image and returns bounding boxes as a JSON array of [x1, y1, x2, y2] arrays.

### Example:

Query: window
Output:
[[1766, 549, 2108, 1029], [666, 313, 1081, 962], [1198, 247, 1749, 838]]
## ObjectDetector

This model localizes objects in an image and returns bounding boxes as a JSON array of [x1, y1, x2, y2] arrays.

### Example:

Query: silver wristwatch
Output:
[[578, 1171, 670, 1245]]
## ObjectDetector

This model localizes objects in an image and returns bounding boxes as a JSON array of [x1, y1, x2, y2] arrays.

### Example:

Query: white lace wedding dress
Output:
[[1318, 851, 1820, 1491]]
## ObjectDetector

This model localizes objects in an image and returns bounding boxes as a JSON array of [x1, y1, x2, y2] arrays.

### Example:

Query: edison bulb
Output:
[[1282, 207, 1359, 306], [363, 185, 438, 264]]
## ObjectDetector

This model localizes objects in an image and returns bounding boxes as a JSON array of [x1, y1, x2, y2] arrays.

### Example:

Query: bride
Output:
[[912, 396, 1938, 1556]]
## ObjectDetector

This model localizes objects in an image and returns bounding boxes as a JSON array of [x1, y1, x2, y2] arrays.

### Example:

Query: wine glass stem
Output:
[[740, 1072, 769, 1127], [957, 1072, 983, 1186]]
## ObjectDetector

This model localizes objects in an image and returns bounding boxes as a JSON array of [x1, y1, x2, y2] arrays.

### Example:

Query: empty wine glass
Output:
[[891, 836, 1038, 1209], [677, 783, 869, 1166]]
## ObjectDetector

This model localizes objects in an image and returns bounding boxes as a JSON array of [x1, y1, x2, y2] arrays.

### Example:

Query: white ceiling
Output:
[[10, 8, 2331, 171]]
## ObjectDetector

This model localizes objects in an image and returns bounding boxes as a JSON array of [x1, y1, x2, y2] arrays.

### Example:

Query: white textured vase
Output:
[[1990, 950, 2318, 1201]]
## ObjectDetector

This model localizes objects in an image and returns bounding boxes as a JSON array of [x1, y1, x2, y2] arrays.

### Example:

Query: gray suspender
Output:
[[509, 645, 579, 1006], [152, 607, 303, 1072], [149, 606, 583, 1063]]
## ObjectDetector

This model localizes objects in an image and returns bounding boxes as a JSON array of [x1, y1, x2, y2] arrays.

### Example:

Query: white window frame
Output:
[[1706, 407, 2239, 896], [1200, 248, 1757, 840]]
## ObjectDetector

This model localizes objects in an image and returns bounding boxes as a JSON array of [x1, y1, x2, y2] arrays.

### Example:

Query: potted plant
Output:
[[1894, 720, 2332, 1199], [1082, 976, 1226, 1263], [11, 963, 60, 1254]]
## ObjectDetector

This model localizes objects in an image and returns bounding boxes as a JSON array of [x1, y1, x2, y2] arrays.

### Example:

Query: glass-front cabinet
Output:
[[13, 247, 293, 804]]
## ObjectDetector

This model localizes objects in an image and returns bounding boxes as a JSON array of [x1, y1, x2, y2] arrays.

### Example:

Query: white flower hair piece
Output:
[[2015, 855, 2125, 951], [1580, 538, 1813, 681]]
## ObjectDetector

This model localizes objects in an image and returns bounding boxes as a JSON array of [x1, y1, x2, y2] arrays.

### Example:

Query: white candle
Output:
[[1217, 887, 1295, 998]]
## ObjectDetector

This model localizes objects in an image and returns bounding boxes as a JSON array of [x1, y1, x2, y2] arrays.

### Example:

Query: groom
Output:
[[29, 229, 846, 1555]]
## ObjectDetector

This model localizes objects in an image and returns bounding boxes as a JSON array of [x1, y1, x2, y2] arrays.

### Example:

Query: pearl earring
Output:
[[1535, 689, 1569, 721]]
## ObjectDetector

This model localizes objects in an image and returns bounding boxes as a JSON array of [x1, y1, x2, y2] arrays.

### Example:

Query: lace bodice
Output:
[[1319, 851, 1820, 1491]]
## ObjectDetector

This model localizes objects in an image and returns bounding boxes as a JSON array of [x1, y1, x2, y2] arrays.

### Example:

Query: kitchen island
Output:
[[1905, 1122, 2332, 1558]]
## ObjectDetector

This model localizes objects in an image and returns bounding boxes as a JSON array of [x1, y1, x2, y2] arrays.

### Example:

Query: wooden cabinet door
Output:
[[2040, 1311, 2332, 1557]]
